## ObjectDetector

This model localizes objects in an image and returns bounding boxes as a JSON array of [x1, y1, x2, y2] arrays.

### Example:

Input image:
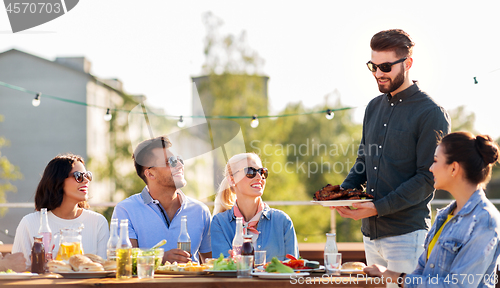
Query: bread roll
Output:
[[79, 262, 105, 272], [47, 260, 73, 272], [103, 260, 117, 271], [341, 262, 366, 270], [84, 253, 105, 264], [69, 254, 93, 271]]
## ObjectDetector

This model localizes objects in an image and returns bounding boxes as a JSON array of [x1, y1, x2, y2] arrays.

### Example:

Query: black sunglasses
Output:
[[366, 57, 407, 73], [149, 156, 184, 169], [235, 167, 269, 179], [71, 171, 93, 183]]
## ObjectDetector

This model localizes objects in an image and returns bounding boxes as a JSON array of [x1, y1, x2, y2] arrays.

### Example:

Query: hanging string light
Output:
[[325, 109, 334, 120], [0, 80, 358, 122], [103, 108, 112, 121], [32, 93, 41, 107], [177, 116, 185, 128], [473, 77, 478, 84], [250, 115, 259, 128]]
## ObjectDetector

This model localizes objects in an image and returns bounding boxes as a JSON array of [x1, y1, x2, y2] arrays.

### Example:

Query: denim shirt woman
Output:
[[404, 188, 500, 287], [211, 204, 298, 261], [365, 132, 500, 288], [211, 153, 299, 261]]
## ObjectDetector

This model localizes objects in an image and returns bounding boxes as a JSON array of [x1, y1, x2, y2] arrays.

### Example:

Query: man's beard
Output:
[[377, 67, 405, 94]]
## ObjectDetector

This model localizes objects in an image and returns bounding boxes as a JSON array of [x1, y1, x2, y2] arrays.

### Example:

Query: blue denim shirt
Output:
[[211, 203, 299, 262], [405, 189, 500, 288]]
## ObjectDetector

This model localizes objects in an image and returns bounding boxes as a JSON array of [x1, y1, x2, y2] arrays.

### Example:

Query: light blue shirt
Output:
[[112, 187, 212, 263], [405, 189, 500, 288], [211, 203, 299, 262]]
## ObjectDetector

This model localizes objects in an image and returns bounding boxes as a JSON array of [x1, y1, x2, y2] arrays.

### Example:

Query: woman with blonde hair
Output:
[[364, 132, 500, 287], [211, 153, 298, 261]]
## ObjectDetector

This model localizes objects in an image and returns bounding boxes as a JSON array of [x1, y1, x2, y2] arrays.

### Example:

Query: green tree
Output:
[[0, 114, 23, 216], [449, 105, 478, 134], [198, 12, 364, 242]]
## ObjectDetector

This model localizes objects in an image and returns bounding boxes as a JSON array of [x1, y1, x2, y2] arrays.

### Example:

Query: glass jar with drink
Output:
[[31, 235, 45, 274], [54, 226, 84, 261]]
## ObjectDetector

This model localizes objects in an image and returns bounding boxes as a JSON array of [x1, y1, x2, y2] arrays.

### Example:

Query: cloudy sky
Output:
[[1, 0, 499, 138]]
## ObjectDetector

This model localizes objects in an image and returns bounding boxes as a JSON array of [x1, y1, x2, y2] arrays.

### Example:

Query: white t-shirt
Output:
[[12, 209, 109, 266]]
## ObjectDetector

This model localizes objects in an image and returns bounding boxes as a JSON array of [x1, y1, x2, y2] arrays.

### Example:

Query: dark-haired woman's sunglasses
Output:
[[366, 57, 407, 73], [72, 171, 93, 183], [235, 167, 269, 179]]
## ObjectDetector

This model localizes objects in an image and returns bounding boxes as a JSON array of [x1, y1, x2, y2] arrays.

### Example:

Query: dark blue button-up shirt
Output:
[[342, 82, 451, 240]]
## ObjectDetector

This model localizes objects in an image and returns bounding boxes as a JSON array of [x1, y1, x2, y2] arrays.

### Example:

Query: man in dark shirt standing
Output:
[[336, 29, 451, 280]]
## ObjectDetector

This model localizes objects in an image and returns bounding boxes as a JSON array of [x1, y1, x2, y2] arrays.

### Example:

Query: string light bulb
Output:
[[250, 115, 259, 128], [103, 108, 112, 121], [473, 77, 478, 84], [32, 93, 41, 107], [177, 116, 185, 128], [325, 109, 334, 120]]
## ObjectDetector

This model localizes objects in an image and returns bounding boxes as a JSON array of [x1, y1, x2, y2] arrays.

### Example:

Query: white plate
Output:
[[155, 270, 209, 275], [341, 269, 365, 274], [56, 271, 114, 278], [311, 199, 373, 207], [296, 265, 325, 273], [205, 270, 237, 277], [0, 273, 38, 280], [252, 272, 309, 279]]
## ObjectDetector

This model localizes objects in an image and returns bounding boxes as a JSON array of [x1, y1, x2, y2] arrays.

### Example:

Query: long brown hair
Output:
[[35, 154, 90, 211]]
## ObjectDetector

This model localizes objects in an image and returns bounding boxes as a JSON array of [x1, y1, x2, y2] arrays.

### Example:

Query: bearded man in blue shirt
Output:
[[336, 29, 451, 281]]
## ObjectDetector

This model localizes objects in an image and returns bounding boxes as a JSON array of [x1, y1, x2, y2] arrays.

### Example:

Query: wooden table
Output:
[[0, 273, 386, 288]]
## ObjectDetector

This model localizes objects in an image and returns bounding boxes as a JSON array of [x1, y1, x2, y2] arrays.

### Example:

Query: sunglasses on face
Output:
[[366, 57, 407, 73], [235, 167, 269, 179], [71, 171, 93, 183], [149, 156, 184, 169]]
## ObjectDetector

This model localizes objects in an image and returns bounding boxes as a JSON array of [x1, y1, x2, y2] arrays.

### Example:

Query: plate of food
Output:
[[56, 271, 115, 278], [204, 254, 237, 276], [311, 199, 373, 207], [156, 261, 210, 275], [205, 270, 237, 277], [47, 254, 116, 278], [340, 262, 366, 274], [0, 271, 38, 280], [312, 184, 373, 206], [251, 272, 309, 279], [281, 254, 324, 272]]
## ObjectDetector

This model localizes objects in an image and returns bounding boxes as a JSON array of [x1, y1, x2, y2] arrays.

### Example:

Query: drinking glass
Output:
[[254, 251, 266, 268], [153, 248, 164, 270], [236, 255, 253, 278], [137, 255, 155, 279], [324, 253, 341, 276]]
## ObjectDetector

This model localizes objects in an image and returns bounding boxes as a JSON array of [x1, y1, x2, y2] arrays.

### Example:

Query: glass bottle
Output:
[[241, 235, 254, 256], [232, 217, 244, 256], [107, 218, 120, 261], [116, 219, 132, 279], [31, 235, 45, 274], [177, 216, 191, 254], [38, 208, 52, 261], [325, 233, 338, 253]]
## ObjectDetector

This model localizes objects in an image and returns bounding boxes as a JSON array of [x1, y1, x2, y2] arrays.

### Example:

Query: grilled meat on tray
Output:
[[313, 184, 374, 201]]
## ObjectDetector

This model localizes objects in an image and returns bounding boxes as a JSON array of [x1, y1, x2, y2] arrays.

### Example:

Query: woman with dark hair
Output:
[[364, 132, 500, 288], [12, 154, 109, 267]]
